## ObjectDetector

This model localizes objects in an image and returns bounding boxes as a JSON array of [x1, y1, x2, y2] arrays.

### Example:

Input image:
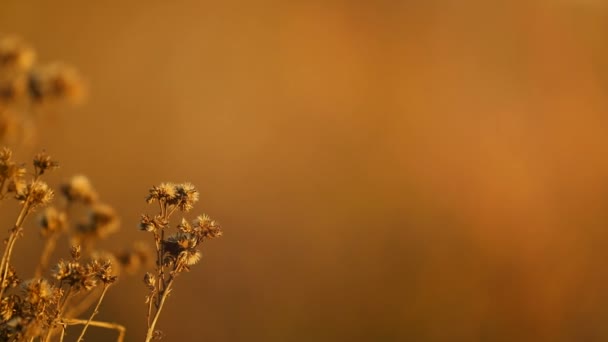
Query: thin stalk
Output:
[[35, 233, 58, 278], [64, 287, 101, 318], [146, 287, 155, 330], [43, 286, 76, 342], [76, 283, 111, 342], [62, 318, 125, 342], [58, 325, 66, 342], [144, 276, 175, 342], [0, 201, 31, 298]]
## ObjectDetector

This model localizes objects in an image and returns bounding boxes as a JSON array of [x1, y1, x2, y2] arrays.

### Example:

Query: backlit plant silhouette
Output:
[[0, 34, 222, 341]]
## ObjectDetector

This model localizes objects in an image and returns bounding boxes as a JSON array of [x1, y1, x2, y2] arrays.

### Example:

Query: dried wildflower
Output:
[[24, 180, 54, 208], [181, 249, 202, 266], [52, 259, 98, 291], [21, 279, 54, 305], [116, 241, 151, 274], [32, 151, 58, 175], [2, 266, 19, 289], [143, 272, 155, 290], [39, 206, 66, 237], [146, 182, 176, 204], [177, 217, 192, 233], [52, 260, 71, 281], [28, 63, 85, 104], [71, 245, 82, 260], [0, 296, 15, 322], [60, 174, 98, 204], [142, 181, 221, 342], [163, 231, 206, 267], [75, 203, 120, 240], [139, 214, 157, 232], [87, 258, 117, 284], [11, 180, 55, 208], [0, 74, 27, 105], [0, 35, 35, 72], [194, 214, 222, 240], [172, 183, 199, 212], [0, 147, 11, 161], [0, 148, 26, 195], [163, 233, 199, 266]]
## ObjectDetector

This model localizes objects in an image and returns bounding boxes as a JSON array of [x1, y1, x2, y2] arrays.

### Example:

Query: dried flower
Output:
[[143, 272, 155, 290], [0, 296, 15, 322], [194, 214, 222, 240], [21, 279, 54, 305], [71, 245, 82, 260], [26, 181, 54, 208], [39, 206, 66, 237], [116, 241, 151, 274], [0, 35, 35, 72], [28, 63, 85, 104], [139, 214, 157, 232], [87, 258, 117, 284], [172, 183, 199, 212], [146, 182, 176, 204], [32, 151, 58, 176], [75, 203, 120, 243], [60, 174, 98, 204]]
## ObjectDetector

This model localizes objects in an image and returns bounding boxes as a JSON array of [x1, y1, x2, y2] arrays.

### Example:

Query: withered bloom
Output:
[[75, 203, 120, 241], [32, 151, 58, 176], [60, 174, 98, 204], [38, 206, 66, 237]]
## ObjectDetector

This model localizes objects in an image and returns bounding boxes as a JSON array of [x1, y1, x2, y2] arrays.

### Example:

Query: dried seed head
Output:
[[0, 296, 15, 322], [75, 203, 120, 242], [139, 214, 156, 232], [0, 35, 36, 72], [26, 181, 54, 208], [52, 257, 101, 291], [177, 217, 192, 233], [116, 241, 151, 274], [2, 266, 19, 289], [194, 214, 222, 240], [39, 206, 66, 237], [70, 245, 81, 260], [21, 279, 53, 304], [146, 182, 176, 204], [173, 182, 199, 212], [143, 272, 156, 290], [86, 258, 117, 284], [181, 249, 202, 266], [60, 175, 98, 204], [166, 232, 199, 250], [0, 147, 12, 162], [52, 260, 71, 280], [0, 74, 27, 105], [32, 151, 58, 175], [28, 63, 85, 104]]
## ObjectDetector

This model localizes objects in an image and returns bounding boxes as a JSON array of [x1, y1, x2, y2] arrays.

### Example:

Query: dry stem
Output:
[[145, 276, 176, 342], [62, 318, 125, 342], [76, 283, 111, 341]]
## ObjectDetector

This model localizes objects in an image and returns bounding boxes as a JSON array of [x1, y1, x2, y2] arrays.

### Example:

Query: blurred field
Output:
[[2, 0, 608, 341]]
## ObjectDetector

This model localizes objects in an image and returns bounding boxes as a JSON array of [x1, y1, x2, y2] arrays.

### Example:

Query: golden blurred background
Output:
[[2, 0, 608, 341]]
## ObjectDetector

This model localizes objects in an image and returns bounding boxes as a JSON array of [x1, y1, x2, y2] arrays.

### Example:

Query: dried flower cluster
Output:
[[0, 151, 126, 341], [141, 183, 222, 341], [0, 34, 223, 341], [0, 35, 84, 144]]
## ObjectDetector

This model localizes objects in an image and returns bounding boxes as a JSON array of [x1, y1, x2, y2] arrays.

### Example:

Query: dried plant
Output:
[[0, 35, 223, 341], [0, 35, 85, 146], [140, 183, 222, 341]]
